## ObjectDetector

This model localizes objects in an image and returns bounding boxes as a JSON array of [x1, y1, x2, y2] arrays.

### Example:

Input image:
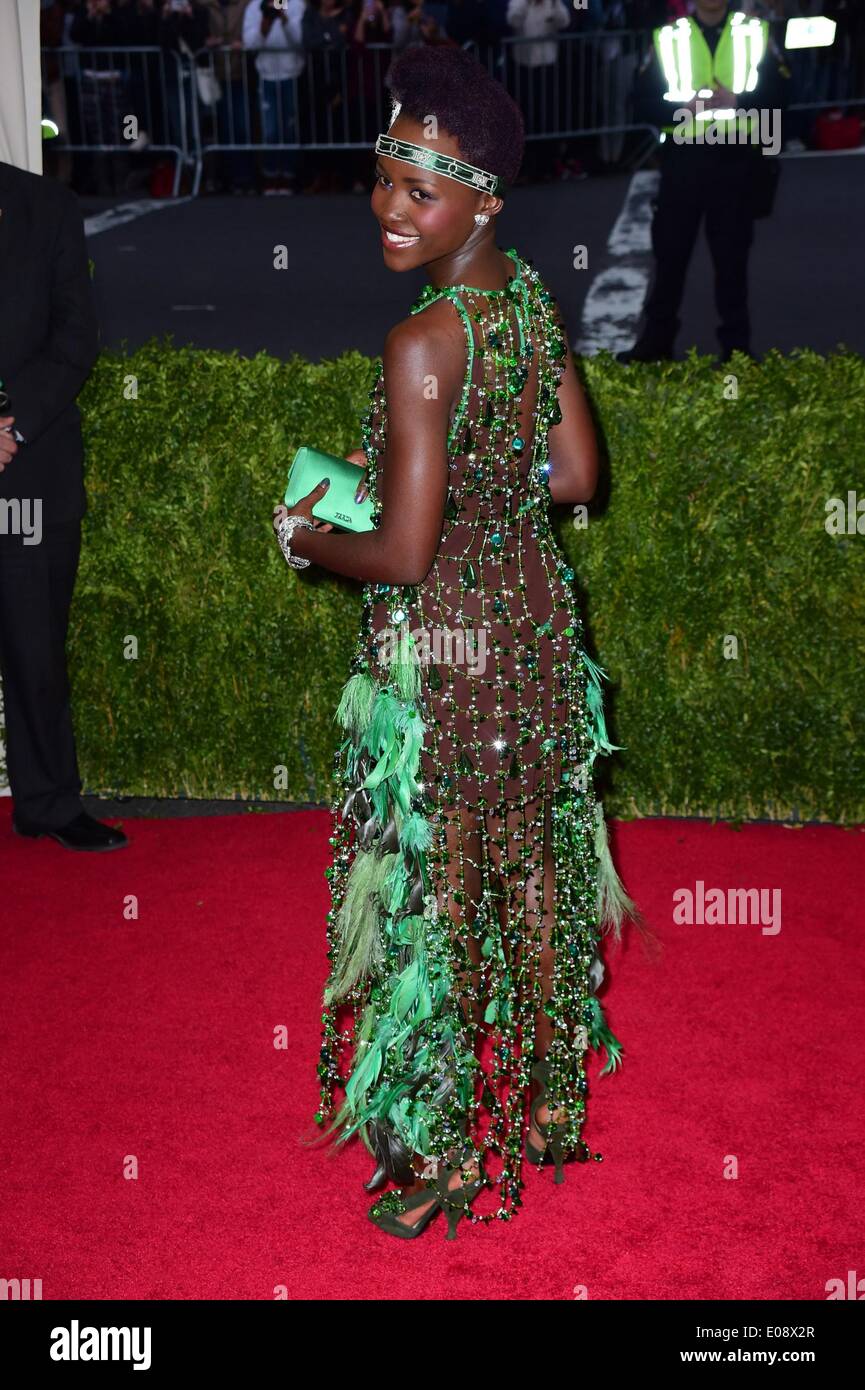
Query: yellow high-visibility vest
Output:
[[653, 12, 770, 142]]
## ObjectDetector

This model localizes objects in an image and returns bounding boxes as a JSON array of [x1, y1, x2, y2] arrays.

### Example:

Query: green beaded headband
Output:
[[376, 97, 506, 197]]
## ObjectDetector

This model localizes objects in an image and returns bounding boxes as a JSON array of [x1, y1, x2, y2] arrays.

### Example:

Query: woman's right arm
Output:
[[281, 313, 462, 585]]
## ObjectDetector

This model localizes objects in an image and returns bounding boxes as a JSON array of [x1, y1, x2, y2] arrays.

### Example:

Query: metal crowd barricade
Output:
[[186, 42, 402, 197], [42, 26, 864, 199], [465, 29, 663, 166], [40, 46, 194, 197], [783, 15, 865, 128], [187, 33, 662, 195], [467, 30, 652, 138]]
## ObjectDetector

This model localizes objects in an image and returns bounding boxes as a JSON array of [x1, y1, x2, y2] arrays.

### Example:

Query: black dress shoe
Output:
[[13, 810, 128, 851]]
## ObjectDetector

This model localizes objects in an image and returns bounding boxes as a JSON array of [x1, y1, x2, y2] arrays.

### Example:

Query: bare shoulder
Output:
[[382, 302, 467, 397], [384, 299, 465, 359]]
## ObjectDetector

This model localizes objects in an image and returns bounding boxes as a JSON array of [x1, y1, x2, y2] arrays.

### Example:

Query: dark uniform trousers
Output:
[[637, 142, 757, 358], [0, 521, 84, 826]]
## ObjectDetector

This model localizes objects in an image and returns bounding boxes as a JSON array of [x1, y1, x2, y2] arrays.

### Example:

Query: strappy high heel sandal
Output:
[[525, 1056, 589, 1185], [367, 1149, 486, 1240], [435, 1150, 487, 1241], [367, 1180, 446, 1239]]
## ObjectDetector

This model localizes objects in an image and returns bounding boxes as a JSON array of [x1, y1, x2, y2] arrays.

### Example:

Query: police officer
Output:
[[618, 0, 790, 364]]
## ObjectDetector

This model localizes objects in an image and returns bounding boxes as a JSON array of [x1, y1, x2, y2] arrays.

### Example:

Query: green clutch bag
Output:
[[284, 446, 374, 532]]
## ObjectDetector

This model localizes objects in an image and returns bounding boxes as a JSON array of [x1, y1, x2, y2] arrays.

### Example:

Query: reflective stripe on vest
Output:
[[729, 12, 766, 94], [653, 12, 769, 133]]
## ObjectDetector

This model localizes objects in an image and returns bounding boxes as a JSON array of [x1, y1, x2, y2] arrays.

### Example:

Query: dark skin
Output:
[[0, 417, 19, 472], [273, 116, 599, 1223], [273, 113, 599, 578]]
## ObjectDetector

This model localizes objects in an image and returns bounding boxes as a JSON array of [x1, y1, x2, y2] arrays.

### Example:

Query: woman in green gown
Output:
[[273, 45, 640, 1239]]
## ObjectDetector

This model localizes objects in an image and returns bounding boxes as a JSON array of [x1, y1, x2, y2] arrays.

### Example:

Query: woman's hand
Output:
[[0, 416, 19, 473], [272, 449, 368, 540], [346, 448, 369, 504], [272, 478, 334, 537]]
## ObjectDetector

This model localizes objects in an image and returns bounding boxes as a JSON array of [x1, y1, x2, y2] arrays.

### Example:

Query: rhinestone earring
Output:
[[474, 213, 490, 225]]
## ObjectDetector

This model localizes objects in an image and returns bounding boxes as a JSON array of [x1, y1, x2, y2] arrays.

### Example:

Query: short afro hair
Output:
[[385, 45, 525, 191]]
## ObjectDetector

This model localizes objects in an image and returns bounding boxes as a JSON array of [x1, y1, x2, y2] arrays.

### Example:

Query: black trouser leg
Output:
[[0, 520, 84, 827], [635, 161, 704, 355], [704, 160, 755, 357]]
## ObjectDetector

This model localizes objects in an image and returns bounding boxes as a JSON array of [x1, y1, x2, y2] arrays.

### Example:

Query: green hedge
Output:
[[1, 342, 862, 822]]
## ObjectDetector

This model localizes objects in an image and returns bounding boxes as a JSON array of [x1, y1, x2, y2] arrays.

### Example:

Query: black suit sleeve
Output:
[[4, 192, 100, 447]]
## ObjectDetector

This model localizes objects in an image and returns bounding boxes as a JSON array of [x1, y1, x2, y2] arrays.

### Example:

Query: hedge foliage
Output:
[[1, 342, 862, 822]]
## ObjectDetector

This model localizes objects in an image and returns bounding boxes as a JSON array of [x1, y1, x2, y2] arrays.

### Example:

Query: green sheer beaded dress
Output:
[[312, 246, 637, 1224]]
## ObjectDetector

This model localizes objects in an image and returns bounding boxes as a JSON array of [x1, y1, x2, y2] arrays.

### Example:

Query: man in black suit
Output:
[[0, 159, 126, 850]]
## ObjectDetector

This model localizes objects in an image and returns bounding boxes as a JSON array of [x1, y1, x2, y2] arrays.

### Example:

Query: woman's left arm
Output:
[[280, 314, 461, 585], [545, 298, 599, 504]]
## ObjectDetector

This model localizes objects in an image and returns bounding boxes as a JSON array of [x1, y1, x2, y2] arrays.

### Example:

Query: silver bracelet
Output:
[[276, 514, 314, 569]]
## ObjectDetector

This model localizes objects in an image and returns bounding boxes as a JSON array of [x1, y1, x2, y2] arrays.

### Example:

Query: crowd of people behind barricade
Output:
[[39, 0, 865, 195]]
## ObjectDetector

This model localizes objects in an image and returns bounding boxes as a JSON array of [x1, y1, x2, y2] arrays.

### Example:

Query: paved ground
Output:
[[81, 150, 865, 365]]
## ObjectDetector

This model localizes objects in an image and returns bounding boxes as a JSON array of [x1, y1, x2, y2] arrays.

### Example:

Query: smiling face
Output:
[[371, 115, 502, 272]]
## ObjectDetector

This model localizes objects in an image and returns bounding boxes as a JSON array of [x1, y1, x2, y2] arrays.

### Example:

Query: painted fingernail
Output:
[[320, 477, 330, 486]]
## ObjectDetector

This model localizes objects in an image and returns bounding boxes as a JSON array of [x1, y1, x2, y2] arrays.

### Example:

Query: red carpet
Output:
[[1, 800, 862, 1300]]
